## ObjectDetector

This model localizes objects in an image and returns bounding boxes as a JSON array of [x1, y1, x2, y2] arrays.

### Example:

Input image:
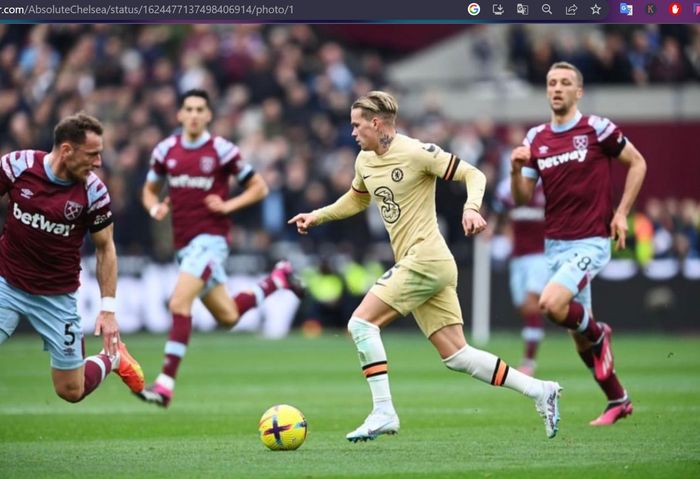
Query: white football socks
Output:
[[443, 345, 542, 398], [348, 317, 395, 414]]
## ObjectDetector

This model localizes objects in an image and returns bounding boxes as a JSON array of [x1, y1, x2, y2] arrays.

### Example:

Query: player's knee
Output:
[[347, 317, 378, 342], [538, 296, 565, 321], [168, 295, 191, 316], [520, 294, 540, 316], [55, 383, 84, 403], [214, 312, 239, 328]]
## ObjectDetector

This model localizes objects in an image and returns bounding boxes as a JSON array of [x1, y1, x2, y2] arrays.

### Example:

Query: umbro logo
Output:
[[20, 188, 33, 199], [539, 146, 549, 154]]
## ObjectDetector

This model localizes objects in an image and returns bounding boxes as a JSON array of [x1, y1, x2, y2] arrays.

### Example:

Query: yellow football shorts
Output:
[[369, 258, 463, 337]]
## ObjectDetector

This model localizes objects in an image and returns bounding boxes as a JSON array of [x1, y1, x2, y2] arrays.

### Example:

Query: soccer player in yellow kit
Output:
[[289, 91, 562, 441]]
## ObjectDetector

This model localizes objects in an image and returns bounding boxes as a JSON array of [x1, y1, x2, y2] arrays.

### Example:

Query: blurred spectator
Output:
[[340, 251, 385, 320], [646, 198, 675, 260], [649, 37, 690, 83], [301, 256, 345, 328], [676, 199, 700, 259]]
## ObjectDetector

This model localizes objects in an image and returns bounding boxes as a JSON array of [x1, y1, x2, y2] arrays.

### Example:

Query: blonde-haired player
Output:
[[290, 91, 562, 441]]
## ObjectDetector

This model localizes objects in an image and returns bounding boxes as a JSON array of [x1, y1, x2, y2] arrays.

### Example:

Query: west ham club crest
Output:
[[200, 156, 215, 173], [64, 200, 83, 220], [573, 135, 588, 150]]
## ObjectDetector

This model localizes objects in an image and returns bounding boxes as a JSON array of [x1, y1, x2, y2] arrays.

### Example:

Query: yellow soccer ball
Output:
[[258, 404, 308, 451]]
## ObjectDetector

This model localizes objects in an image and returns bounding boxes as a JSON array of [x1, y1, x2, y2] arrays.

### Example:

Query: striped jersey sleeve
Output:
[[523, 124, 547, 179], [85, 173, 113, 232], [214, 136, 253, 185], [588, 115, 627, 157], [0, 150, 36, 193], [146, 135, 177, 183]]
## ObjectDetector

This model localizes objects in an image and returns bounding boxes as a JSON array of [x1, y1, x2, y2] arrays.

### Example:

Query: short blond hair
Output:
[[548, 61, 584, 87], [352, 90, 398, 124]]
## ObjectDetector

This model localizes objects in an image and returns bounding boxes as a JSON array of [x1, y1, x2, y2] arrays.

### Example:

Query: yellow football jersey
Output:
[[351, 134, 468, 273]]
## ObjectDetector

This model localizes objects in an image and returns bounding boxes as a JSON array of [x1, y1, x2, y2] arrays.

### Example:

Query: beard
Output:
[[550, 101, 571, 116]]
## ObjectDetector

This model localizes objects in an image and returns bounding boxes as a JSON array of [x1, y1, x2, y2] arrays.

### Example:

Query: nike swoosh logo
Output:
[[362, 174, 371, 179], [367, 420, 394, 436]]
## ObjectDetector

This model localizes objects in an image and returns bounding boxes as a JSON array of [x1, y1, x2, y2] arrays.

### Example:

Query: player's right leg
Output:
[[345, 291, 401, 442], [137, 271, 203, 408], [541, 238, 614, 380], [432, 325, 562, 439]]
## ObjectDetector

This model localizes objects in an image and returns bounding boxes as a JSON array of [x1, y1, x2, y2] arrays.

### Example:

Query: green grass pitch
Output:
[[1, 330, 699, 478]]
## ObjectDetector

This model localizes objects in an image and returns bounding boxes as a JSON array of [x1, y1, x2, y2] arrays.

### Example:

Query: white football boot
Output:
[[346, 411, 400, 442], [535, 381, 562, 439]]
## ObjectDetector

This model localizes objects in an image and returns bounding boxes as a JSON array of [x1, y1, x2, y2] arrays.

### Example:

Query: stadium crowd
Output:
[[0, 23, 697, 269], [509, 24, 700, 85]]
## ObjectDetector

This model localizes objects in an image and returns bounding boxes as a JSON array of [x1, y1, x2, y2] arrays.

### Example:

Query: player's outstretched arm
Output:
[[288, 187, 371, 234], [142, 180, 170, 221], [610, 141, 648, 250], [206, 172, 269, 215], [510, 146, 536, 205], [91, 224, 120, 356]]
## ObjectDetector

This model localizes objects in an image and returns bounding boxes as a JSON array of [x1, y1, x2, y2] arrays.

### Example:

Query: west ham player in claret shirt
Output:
[[0, 113, 144, 402], [510, 62, 647, 426], [137, 89, 303, 408]]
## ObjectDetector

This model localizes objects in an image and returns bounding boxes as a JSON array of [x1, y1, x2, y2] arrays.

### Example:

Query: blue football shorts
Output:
[[175, 234, 229, 296], [545, 237, 611, 309], [509, 253, 550, 307], [0, 275, 83, 370]]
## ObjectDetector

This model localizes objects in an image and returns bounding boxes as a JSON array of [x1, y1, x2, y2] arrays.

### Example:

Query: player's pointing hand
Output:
[[288, 212, 318, 235]]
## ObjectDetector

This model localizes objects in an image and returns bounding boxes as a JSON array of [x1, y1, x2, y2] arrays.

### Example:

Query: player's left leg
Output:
[[516, 254, 549, 375], [231, 261, 304, 318], [518, 293, 545, 376], [345, 291, 401, 442], [15, 287, 127, 402], [570, 331, 632, 426]]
